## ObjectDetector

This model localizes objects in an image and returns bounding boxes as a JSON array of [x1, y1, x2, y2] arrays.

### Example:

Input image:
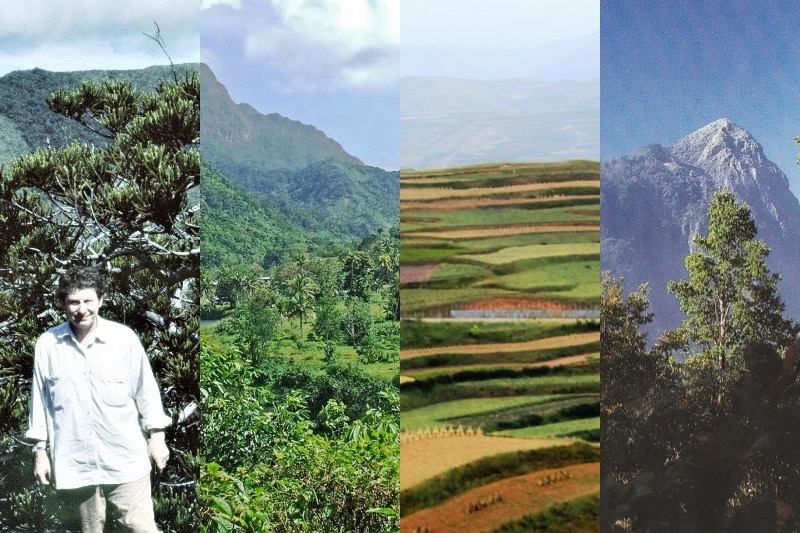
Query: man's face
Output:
[[65, 288, 103, 335]]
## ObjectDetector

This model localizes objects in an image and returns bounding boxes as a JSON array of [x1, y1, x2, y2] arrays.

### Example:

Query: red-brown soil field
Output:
[[400, 462, 600, 533]]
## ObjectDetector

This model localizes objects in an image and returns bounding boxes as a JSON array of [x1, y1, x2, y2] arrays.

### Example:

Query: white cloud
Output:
[[242, 0, 399, 93], [200, 0, 241, 10], [0, 1, 199, 75]]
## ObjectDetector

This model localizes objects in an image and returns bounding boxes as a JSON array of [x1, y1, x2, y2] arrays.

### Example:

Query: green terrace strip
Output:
[[440, 397, 600, 434], [400, 319, 598, 349], [400, 342, 600, 370], [401, 205, 599, 231], [399, 442, 599, 516], [488, 493, 600, 533], [400, 370, 600, 411], [495, 417, 601, 439], [400, 394, 594, 431]]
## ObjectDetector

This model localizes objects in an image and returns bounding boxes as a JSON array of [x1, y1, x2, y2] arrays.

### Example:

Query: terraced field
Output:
[[399, 161, 600, 531]]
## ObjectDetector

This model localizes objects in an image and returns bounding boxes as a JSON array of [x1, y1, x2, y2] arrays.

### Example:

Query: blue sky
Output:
[[201, 0, 399, 170], [0, 1, 198, 76], [602, 0, 800, 199]]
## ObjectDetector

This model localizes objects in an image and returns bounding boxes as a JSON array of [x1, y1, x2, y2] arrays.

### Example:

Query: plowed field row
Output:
[[400, 463, 600, 533], [400, 180, 600, 200], [402, 194, 599, 212], [400, 332, 599, 360], [404, 223, 599, 240]]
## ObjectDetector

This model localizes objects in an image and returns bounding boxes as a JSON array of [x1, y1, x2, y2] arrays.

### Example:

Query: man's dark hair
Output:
[[56, 266, 106, 303]]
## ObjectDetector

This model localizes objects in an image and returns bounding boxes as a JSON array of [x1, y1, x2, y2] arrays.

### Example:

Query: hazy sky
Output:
[[0, 1, 199, 76], [201, 0, 399, 170], [401, 0, 598, 48], [602, 0, 800, 199]]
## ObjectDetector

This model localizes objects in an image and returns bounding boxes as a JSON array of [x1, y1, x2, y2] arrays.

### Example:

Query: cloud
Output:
[[205, 0, 398, 93], [0, 1, 199, 75], [200, 0, 241, 10]]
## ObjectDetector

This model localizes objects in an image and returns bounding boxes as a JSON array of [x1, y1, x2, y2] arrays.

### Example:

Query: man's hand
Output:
[[34, 450, 51, 485], [147, 430, 169, 471]]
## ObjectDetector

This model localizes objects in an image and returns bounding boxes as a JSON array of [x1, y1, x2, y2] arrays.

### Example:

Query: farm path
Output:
[[400, 435, 573, 491], [400, 331, 599, 360], [400, 462, 600, 533], [402, 353, 597, 378]]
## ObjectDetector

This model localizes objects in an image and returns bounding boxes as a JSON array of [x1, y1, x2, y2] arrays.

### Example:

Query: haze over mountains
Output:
[[401, 32, 599, 170], [601, 118, 800, 339]]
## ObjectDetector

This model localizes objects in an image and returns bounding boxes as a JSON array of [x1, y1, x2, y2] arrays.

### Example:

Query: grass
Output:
[[401, 205, 599, 232], [461, 242, 600, 265], [456, 231, 600, 252], [401, 394, 598, 431], [400, 318, 596, 349], [401, 373, 600, 411], [483, 259, 599, 291], [400, 287, 518, 312], [494, 417, 601, 438]]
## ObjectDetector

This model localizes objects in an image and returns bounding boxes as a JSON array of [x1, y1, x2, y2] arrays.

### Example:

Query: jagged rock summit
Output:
[[602, 118, 800, 339]]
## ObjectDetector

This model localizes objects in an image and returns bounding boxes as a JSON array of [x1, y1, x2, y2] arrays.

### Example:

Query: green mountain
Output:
[[199, 63, 399, 243], [201, 161, 305, 268], [0, 64, 197, 166]]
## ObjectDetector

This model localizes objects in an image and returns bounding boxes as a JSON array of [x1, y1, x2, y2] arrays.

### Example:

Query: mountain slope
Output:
[[200, 63, 361, 174], [200, 63, 399, 242], [0, 64, 196, 166], [601, 118, 800, 338], [200, 161, 305, 268]]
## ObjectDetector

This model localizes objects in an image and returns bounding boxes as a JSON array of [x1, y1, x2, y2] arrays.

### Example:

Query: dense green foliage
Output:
[[199, 297, 399, 530], [602, 193, 800, 532], [200, 161, 304, 269], [199, 224, 399, 530], [0, 65, 199, 531]]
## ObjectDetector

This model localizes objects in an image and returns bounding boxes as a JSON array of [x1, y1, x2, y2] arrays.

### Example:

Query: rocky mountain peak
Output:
[[602, 119, 800, 339], [671, 118, 767, 188]]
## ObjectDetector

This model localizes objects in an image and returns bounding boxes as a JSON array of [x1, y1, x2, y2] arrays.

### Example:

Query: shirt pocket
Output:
[[100, 372, 130, 408], [45, 376, 65, 411]]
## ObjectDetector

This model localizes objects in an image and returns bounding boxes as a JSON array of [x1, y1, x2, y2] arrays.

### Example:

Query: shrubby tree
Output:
[[0, 67, 199, 531]]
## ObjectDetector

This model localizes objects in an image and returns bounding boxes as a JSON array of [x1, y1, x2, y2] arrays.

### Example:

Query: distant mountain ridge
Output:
[[401, 76, 599, 170], [0, 64, 196, 166], [602, 118, 800, 338], [200, 63, 399, 246], [200, 63, 361, 172]]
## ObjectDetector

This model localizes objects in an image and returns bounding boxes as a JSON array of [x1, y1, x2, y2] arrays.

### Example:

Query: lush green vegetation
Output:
[[200, 226, 400, 530], [199, 328, 398, 532], [200, 64, 399, 247]]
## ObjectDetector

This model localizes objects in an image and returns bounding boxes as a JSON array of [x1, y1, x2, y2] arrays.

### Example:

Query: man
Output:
[[26, 266, 172, 532]]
